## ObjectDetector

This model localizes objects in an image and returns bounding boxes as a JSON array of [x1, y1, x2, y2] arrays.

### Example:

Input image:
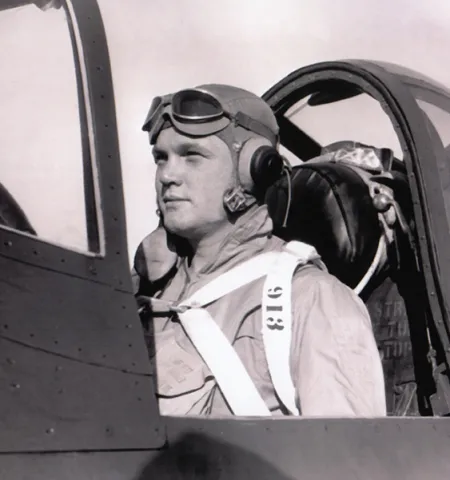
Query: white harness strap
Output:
[[177, 307, 272, 416], [181, 252, 279, 308], [262, 241, 320, 415], [177, 252, 279, 416], [176, 241, 320, 416]]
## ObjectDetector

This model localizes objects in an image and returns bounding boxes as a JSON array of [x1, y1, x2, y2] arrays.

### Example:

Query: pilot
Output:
[[133, 84, 387, 417]]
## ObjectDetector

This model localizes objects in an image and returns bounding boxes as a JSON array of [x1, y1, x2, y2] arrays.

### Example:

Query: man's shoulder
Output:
[[291, 261, 370, 322], [259, 238, 343, 292], [293, 262, 334, 282], [292, 262, 354, 294]]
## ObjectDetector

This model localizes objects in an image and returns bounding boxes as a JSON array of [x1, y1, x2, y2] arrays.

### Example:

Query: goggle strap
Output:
[[234, 111, 278, 145], [142, 94, 173, 132], [149, 114, 167, 144]]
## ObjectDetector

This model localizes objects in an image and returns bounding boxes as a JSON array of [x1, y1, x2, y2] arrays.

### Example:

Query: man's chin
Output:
[[162, 218, 192, 238]]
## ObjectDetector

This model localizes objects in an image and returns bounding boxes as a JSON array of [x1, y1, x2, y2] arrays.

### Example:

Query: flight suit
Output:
[[138, 205, 387, 417]]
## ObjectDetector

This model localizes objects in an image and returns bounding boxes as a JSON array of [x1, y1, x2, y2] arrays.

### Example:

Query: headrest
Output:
[[265, 139, 415, 290], [266, 161, 383, 288]]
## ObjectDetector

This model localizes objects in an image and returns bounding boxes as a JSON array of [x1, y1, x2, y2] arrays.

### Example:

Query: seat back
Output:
[[266, 160, 383, 289]]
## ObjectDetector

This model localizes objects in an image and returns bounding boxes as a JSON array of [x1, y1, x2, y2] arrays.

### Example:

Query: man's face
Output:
[[153, 127, 235, 241]]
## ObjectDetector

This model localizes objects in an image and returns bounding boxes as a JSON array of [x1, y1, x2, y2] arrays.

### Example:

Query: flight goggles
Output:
[[142, 88, 278, 145]]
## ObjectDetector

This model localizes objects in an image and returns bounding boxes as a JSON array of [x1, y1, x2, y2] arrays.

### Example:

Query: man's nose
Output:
[[158, 156, 183, 185]]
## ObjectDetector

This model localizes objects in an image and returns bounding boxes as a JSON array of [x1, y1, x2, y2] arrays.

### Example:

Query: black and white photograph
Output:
[[1, 1, 450, 478]]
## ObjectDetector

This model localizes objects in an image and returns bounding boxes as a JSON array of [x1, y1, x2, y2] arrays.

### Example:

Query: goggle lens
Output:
[[172, 89, 224, 122], [142, 88, 277, 146]]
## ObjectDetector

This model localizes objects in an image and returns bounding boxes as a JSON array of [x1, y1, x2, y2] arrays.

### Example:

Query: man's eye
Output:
[[153, 155, 167, 164], [186, 151, 203, 157]]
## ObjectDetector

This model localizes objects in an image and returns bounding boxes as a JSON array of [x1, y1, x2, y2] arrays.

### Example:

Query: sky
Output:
[[2, 0, 450, 264]]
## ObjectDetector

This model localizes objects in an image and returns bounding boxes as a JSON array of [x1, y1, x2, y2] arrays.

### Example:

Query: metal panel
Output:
[[162, 417, 450, 480], [0, 452, 155, 480], [3, 418, 450, 480], [0, 254, 165, 452]]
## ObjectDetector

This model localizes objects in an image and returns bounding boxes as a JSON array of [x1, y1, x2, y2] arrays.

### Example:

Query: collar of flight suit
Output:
[[179, 204, 283, 280]]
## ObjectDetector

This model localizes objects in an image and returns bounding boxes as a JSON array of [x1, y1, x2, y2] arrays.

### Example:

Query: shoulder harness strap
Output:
[[262, 241, 322, 415], [174, 241, 321, 416]]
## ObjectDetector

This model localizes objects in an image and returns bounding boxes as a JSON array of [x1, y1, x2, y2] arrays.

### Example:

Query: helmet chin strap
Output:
[[218, 126, 257, 214], [223, 185, 257, 213]]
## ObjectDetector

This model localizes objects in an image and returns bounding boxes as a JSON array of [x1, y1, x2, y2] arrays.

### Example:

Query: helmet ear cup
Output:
[[237, 137, 285, 194], [250, 146, 285, 193]]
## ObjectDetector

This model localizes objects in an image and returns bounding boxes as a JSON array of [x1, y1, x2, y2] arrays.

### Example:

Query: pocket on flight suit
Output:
[[152, 328, 215, 415]]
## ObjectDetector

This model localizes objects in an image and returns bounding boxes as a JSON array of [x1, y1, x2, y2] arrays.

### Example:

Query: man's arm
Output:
[[290, 266, 387, 417]]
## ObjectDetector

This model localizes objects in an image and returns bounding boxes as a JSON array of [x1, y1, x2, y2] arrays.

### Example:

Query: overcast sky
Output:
[[2, 0, 450, 263]]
